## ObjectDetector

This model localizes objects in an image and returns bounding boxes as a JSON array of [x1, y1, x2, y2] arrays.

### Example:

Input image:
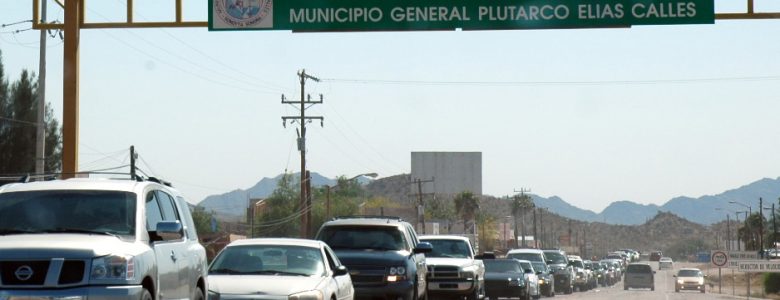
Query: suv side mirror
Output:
[[156, 221, 183, 241], [334, 265, 348, 276], [546, 260, 554, 265], [414, 242, 433, 254]]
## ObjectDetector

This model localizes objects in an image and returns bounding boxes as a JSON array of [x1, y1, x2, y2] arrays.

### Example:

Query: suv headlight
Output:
[[289, 290, 323, 300], [387, 266, 407, 282], [90, 255, 134, 283]]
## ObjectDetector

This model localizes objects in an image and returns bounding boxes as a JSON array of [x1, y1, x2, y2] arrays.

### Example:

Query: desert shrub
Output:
[[763, 273, 780, 294]]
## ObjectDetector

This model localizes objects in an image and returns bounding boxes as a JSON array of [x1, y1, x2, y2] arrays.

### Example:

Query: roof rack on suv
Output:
[[333, 215, 404, 221]]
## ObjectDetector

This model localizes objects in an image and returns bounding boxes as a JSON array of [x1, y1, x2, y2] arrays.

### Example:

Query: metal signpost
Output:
[[209, 0, 715, 31], [711, 250, 728, 293]]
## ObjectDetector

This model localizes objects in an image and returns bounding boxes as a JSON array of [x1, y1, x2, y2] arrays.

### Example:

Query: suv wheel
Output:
[[192, 287, 204, 300], [141, 289, 152, 300]]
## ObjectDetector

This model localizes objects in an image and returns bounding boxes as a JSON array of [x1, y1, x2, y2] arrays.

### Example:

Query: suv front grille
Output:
[[0, 259, 87, 287], [346, 265, 387, 285], [429, 266, 459, 278]]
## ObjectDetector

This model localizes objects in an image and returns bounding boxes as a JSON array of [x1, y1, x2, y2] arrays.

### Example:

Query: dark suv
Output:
[[542, 249, 574, 294], [316, 216, 433, 300]]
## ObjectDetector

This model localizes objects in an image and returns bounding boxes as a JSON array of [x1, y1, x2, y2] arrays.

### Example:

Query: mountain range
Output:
[[198, 173, 780, 225], [531, 177, 780, 225]]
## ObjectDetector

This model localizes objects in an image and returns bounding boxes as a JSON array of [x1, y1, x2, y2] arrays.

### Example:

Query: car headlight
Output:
[[698, 278, 704, 284], [208, 290, 220, 300], [677, 279, 684, 284], [461, 270, 476, 280], [90, 255, 134, 282], [387, 266, 407, 282], [508, 277, 525, 286], [289, 290, 323, 300], [538, 279, 545, 285]]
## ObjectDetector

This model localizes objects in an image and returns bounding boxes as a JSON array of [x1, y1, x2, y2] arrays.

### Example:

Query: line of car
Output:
[[0, 178, 707, 300]]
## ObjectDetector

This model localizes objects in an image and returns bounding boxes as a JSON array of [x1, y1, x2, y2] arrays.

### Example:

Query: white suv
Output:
[[0, 177, 208, 300]]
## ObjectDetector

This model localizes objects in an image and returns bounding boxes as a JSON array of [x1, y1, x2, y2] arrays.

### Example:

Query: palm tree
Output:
[[512, 194, 534, 248], [455, 191, 480, 232]]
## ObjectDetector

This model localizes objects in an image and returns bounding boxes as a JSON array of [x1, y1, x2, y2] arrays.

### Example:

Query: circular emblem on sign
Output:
[[14, 265, 34, 281], [215, 0, 273, 28], [712, 251, 728, 267]]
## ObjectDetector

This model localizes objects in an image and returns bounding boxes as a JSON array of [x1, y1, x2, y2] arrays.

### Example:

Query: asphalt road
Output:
[[551, 262, 745, 300]]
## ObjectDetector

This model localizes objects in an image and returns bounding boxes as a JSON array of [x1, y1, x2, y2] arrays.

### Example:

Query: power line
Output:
[[1, 20, 32, 28], [321, 75, 780, 86]]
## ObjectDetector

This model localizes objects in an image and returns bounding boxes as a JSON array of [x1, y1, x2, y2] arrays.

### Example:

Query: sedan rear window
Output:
[[627, 264, 652, 273]]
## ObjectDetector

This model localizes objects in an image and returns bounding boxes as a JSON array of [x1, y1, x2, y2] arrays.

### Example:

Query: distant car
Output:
[[659, 257, 674, 270], [207, 238, 354, 300], [483, 258, 530, 300], [530, 261, 555, 297], [624, 263, 655, 291], [650, 251, 663, 262], [516, 260, 541, 299], [674, 268, 706, 293]]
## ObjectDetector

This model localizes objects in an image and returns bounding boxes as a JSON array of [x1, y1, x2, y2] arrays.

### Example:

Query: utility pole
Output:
[[409, 178, 434, 234], [760, 197, 764, 254], [727, 214, 731, 251], [35, 0, 48, 176], [772, 203, 777, 252], [282, 69, 323, 239], [129, 146, 136, 179]]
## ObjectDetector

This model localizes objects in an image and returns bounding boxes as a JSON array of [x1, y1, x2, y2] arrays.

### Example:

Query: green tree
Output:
[[454, 191, 480, 232], [191, 206, 217, 235], [310, 176, 366, 232], [476, 211, 497, 252], [0, 50, 62, 176], [426, 195, 455, 222], [254, 173, 301, 237]]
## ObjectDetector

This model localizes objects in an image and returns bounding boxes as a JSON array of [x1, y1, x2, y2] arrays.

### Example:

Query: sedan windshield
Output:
[[677, 269, 703, 277], [210, 245, 325, 276], [544, 252, 567, 264], [0, 190, 136, 237]]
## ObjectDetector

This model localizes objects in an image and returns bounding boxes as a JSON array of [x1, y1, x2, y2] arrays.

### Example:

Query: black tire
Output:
[[624, 285, 628, 291], [565, 283, 573, 294], [192, 287, 204, 300], [140, 288, 152, 300]]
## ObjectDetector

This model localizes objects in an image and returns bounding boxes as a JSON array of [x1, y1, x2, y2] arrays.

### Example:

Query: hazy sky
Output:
[[2, 1, 779, 213]]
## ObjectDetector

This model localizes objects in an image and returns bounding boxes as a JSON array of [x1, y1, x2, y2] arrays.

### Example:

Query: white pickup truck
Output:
[[420, 235, 485, 300]]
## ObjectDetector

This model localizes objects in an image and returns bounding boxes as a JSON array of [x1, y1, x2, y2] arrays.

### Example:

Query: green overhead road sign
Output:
[[208, 0, 714, 31]]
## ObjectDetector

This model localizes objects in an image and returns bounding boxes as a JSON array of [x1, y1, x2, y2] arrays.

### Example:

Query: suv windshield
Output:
[[318, 225, 407, 251], [544, 251, 567, 264], [422, 239, 471, 258], [0, 190, 136, 236]]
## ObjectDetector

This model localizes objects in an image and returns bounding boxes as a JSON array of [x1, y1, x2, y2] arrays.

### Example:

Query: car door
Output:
[[325, 246, 353, 300], [148, 190, 187, 299]]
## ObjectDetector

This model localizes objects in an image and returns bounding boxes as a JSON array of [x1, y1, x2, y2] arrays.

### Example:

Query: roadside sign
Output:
[[728, 251, 759, 269], [738, 260, 780, 273], [209, 0, 714, 31], [711, 250, 728, 268]]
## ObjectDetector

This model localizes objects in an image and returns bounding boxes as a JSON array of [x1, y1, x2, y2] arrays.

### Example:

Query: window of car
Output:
[[422, 239, 471, 258], [544, 251, 567, 264], [677, 269, 703, 277], [318, 225, 408, 251], [145, 192, 164, 231], [627, 264, 652, 273], [0, 190, 136, 237], [155, 190, 180, 222], [507, 252, 544, 262], [484, 260, 523, 273]]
